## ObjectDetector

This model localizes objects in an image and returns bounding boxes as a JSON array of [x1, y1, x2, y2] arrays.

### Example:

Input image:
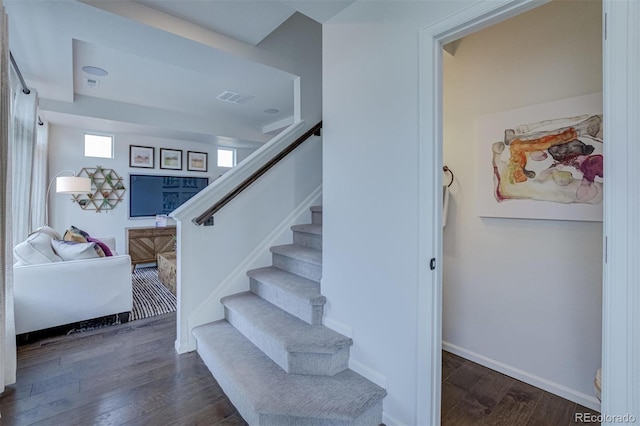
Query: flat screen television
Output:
[[129, 174, 209, 218]]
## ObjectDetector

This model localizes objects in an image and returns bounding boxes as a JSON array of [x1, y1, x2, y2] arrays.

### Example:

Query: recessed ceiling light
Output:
[[264, 108, 279, 114], [82, 66, 108, 76]]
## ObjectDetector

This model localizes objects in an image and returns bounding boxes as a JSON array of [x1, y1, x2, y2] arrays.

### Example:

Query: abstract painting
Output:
[[477, 93, 603, 221]]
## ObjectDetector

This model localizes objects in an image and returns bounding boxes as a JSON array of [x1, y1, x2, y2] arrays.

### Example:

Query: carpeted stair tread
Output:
[[193, 320, 386, 424], [291, 224, 322, 235], [248, 267, 325, 305], [310, 206, 322, 213], [247, 266, 326, 322], [222, 292, 350, 355], [270, 244, 321, 266]]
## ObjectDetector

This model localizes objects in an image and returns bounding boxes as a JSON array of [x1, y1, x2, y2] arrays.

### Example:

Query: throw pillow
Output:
[[13, 232, 63, 265], [64, 227, 88, 243], [86, 236, 113, 257], [31, 226, 62, 241], [70, 225, 90, 238], [51, 240, 103, 261]]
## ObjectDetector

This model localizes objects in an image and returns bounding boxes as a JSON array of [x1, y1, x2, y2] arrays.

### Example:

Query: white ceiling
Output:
[[4, 0, 352, 147]]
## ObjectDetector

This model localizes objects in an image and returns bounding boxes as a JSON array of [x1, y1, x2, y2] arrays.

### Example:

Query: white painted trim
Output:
[[443, 341, 601, 411], [418, 1, 553, 424], [348, 359, 388, 390], [601, 0, 640, 422], [323, 317, 353, 339], [183, 186, 323, 351], [382, 411, 405, 426], [324, 318, 389, 396], [293, 77, 301, 123], [174, 339, 189, 355], [262, 116, 295, 135]]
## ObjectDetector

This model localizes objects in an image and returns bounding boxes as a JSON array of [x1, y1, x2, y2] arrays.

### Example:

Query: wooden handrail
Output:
[[193, 121, 322, 226]]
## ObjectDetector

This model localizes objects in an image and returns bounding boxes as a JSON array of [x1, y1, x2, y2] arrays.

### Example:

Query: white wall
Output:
[[323, 2, 476, 424], [442, 1, 602, 408], [172, 128, 322, 353], [47, 123, 227, 254], [258, 12, 322, 130]]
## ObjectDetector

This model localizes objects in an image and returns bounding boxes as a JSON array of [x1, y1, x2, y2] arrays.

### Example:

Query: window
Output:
[[217, 148, 236, 168], [84, 133, 113, 158]]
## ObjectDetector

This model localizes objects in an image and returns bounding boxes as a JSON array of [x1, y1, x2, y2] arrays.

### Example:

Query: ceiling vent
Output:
[[85, 77, 100, 88], [216, 90, 254, 105]]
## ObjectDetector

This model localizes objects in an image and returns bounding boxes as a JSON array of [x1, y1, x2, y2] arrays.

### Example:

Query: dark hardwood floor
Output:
[[1, 313, 600, 425], [0, 313, 246, 425], [442, 350, 600, 426]]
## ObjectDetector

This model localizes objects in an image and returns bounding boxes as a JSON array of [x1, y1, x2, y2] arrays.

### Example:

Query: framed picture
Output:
[[476, 92, 603, 221], [160, 148, 182, 170], [130, 145, 154, 168], [187, 151, 208, 172]]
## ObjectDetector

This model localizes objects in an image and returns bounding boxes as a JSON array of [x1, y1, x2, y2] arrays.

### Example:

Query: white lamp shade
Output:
[[56, 176, 91, 193]]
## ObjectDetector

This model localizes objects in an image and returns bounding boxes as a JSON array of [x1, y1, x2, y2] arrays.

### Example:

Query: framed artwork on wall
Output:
[[129, 145, 154, 168], [160, 148, 182, 170], [476, 92, 603, 221], [187, 151, 208, 172]]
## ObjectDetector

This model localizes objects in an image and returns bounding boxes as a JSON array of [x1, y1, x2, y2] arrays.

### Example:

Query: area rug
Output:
[[130, 266, 177, 321]]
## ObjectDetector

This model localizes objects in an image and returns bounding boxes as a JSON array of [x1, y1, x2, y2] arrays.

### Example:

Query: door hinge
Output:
[[430, 258, 436, 270]]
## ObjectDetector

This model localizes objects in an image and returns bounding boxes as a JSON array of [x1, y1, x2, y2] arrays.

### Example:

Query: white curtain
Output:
[[11, 88, 38, 245], [30, 121, 48, 232], [0, 0, 17, 392]]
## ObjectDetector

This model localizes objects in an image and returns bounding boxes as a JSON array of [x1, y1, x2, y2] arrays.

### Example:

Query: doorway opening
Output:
[[416, 1, 612, 424], [440, 1, 603, 422]]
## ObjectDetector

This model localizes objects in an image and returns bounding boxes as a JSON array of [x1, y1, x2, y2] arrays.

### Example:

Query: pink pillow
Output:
[[86, 236, 113, 257]]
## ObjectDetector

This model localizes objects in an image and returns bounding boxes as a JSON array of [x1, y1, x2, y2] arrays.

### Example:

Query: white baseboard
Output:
[[349, 358, 388, 389], [174, 339, 190, 354], [323, 317, 353, 338], [382, 411, 404, 426], [442, 341, 601, 412]]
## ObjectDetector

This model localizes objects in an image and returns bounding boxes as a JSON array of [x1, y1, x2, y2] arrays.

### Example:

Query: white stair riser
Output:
[[273, 253, 322, 282], [250, 278, 324, 325], [312, 211, 322, 226], [293, 231, 322, 250]]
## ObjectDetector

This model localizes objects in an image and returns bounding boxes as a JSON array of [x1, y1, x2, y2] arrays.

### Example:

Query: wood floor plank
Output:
[[31, 353, 210, 423], [39, 372, 219, 425], [128, 385, 230, 426], [1, 313, 243, 426], [480, 379, 543, 426], [442, 367, 514, 425], [570, 404, 601, 425], [213, 413, 250, 425], [526, 392, 577, 426], [441, 381, 469, 418], [170, 398, 249, 426], [445, 360, 491, 392], [442, 351, 466, 382]]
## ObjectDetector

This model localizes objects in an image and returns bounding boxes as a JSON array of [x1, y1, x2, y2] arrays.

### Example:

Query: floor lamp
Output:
[[44, 170, 91, 227]]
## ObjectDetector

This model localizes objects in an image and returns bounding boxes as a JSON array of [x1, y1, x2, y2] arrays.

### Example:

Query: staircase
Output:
[[193, 206, 387, 425]]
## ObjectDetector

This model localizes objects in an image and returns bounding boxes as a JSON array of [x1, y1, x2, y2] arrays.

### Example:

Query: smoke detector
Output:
[[216, 90, 254, 104]]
